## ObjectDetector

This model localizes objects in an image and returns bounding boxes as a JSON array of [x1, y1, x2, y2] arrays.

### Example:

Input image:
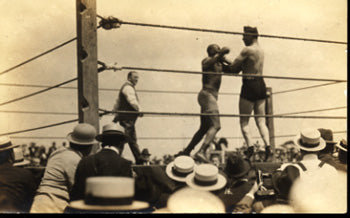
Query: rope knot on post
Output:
[[99, 16, 122, 30]]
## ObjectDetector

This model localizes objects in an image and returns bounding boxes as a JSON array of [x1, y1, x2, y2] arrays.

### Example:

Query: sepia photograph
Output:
[[0, 0, 347, 214]]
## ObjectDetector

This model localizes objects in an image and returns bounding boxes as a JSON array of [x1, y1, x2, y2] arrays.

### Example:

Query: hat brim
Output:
[[13, 159, 31, 167], [68, 200, 149, 211], [335, 142, 347, 152], [294, 136, 326, 152], [185, 173, 227, 191], [67, 133, 98, 145], [0, 144, 17, 152], [95, 131, 126, 142], [165, 161, 195, 183]]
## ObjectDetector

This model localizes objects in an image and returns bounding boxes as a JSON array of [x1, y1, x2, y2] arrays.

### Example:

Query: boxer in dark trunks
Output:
[[175, 44, 231, 162], [229, 26, 271, 161]]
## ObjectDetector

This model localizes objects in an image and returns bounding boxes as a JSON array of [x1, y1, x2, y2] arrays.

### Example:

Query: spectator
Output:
[[253, 165, 300, 213], [28, 142, 38, 158], [260, 204, 295, 213], [65, 177, 150, 213], [289, 170, 347, 213], [335, 139, 347, 165], [317, 128, 346, 171], [162, 187, 226, 213], [30, 123, 97, 213], [278, 128, 338, 178], [69, 123, 133, 202], [140, 148, 151, 166], [217, 153, 254, 212], [185, 163, 227, 193], [165, 155, 196, 191], [209, 152, 222, 169], [0, 136, 37, 212], [47, 142, 57, 158]]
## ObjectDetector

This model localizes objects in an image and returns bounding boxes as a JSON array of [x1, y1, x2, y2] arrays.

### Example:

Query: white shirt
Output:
[[279, 153, 338, 179]]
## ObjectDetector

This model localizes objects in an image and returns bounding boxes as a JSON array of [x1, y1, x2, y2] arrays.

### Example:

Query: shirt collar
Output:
[[103, 146, 120, 155], [126, 80, 135, 87]]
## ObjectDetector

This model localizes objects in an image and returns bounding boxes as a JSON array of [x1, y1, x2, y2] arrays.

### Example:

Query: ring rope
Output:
[[6, 130, 347, 140], [107, 65, 347, 83], [273, 82, 342, 95], [1, 105, 345, 117], [276, 106, 347, 116], [0, 82, 239, 96], [0, 65, 109, 107], [0, 119, 78, 137], [97, 15, 347, 45], [99, 109, 347, 119], [0, 37, 77, 77]]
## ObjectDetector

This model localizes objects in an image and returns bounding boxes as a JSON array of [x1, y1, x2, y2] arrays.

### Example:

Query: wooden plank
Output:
[[76, 0, 99, 153], [265, 87, 276, 162]]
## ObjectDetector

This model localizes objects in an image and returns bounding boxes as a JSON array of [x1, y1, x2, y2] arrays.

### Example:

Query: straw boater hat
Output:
[[66, 123, 98, 145], [95, 123, 126, 142], [68, 177, 149, 211], [166, 187, 225, 213], [294, 128, 326, 152], [12, 146, 31, 167], [166, 155, 196, 183], [185, 164, 227, 191], [0, 136, 17, 152], [260, 204, 295, 214]]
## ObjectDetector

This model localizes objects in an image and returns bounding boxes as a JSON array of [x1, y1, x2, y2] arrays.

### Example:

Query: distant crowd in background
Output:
[[14, 133, 344, 169]]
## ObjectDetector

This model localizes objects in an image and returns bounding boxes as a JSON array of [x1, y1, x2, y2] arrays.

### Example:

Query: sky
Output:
[[0, 0, 347, 162]]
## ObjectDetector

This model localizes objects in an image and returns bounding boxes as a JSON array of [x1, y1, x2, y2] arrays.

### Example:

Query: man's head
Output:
[[96, 123, 126, 151], [243, 26, 258, 46], [128, 71, 139, 86], [66, 123, 98, 156], [207, 44, 220, 57], [0, 136, 17, 164]]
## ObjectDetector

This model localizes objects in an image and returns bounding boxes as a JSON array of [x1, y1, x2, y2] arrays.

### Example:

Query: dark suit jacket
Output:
[[69, 149, 133, 201], [0, 163, 37, 212]]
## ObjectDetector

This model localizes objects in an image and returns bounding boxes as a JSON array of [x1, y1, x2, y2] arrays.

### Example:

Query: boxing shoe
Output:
[[245, 146, 255, 159], [194, 151, 210, 163], [264, 146, 272, 162]]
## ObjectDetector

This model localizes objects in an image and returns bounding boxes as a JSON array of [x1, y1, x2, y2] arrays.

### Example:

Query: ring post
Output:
[[76, 0, 100, 153]]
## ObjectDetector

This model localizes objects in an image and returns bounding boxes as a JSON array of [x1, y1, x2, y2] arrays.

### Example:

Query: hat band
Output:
[[299, 139, 320, 148], [0, 141, 12, 149], [194, 177, 218, 186], [172, 167, 192, 177], [85, 194, 133, 206]]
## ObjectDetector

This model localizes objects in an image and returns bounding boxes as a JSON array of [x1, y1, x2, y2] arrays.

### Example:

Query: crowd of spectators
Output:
[[0, 124, 347, 214]]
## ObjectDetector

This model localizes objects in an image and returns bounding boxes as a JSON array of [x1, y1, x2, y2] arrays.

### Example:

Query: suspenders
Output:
[[297, 161, 327, 171]]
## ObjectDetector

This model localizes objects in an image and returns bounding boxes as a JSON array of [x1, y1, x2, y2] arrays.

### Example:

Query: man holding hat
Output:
[[70, 122, 133, 202], [0, 136, 37, 212], [318, 128, 346, 172], [30, 123, 97, 213], [228, 26, 272, 161]]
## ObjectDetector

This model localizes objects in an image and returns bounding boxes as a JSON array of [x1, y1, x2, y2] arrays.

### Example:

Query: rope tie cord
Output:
[[96, 15, 347, 45]]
